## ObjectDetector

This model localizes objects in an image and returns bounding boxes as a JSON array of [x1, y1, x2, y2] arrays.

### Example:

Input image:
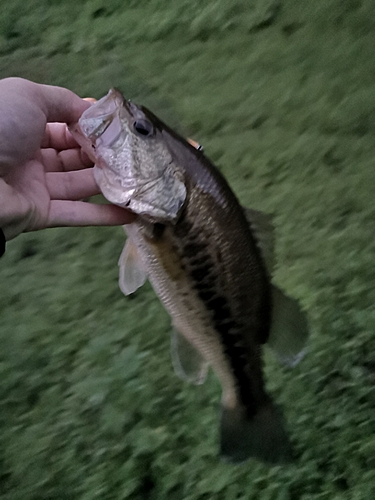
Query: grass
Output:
[[1, 0, 375, 498]]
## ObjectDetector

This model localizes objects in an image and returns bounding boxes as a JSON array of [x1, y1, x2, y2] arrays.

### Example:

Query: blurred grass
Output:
[[1, 0, 375, 498]]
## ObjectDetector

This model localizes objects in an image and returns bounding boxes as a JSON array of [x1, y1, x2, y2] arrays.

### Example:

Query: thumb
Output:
[[35, 82, 91, 124]]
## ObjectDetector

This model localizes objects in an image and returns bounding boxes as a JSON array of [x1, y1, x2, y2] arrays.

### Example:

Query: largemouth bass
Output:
[[71, 89, 308, 464]]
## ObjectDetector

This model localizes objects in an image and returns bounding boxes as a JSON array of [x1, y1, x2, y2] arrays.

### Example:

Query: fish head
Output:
[[70, 88, 187, 223]]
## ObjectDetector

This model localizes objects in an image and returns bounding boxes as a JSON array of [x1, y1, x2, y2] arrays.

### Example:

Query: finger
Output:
[[46, 200, 136, 227], [35, 82, 91, 124], [0, 78, 91, 126], [46, 169, 101, 200], [0, 78, 91, 171], [41, 147, 93, 173], [41, 123, 79, 150], [58, 148, 93, 170]]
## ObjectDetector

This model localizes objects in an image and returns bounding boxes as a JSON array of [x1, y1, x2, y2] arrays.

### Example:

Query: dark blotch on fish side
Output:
[[177, 214, 259, 417], [190, 266, 212, 283], [197, 289, 215, 302], [184, 241, 206, 256], [152, 223, 166, 240]]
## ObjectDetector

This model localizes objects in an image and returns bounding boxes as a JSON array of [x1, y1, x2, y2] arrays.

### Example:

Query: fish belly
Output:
[[125, 221, 239, 405]]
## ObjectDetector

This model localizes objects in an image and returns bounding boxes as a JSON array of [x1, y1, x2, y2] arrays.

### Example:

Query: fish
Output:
[[70, 89, 308, 464]]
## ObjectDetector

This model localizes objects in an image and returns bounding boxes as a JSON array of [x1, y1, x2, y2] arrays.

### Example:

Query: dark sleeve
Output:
[[0, 229, 6, 257]]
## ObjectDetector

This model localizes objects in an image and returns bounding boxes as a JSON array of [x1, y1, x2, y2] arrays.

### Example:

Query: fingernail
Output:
[[83, 97, 97, 104]]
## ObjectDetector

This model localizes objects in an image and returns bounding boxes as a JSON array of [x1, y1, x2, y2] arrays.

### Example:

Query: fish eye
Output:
[[133, 119, 154, 137]]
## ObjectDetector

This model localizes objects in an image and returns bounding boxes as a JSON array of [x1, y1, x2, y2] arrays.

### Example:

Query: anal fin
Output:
[[243, 207, 275, 274], [171, 327, 209, 385]]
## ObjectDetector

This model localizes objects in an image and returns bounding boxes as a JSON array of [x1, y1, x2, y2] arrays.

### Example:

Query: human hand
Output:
[[0, 77, 135, 241]]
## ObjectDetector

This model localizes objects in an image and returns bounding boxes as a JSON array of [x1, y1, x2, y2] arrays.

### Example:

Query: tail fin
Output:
[[220, 402, 293, 464]]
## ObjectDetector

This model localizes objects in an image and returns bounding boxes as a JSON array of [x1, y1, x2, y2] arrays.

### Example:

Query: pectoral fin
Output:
[[268, 285, 309, 366], [118, 237, 148, 296], [243, 208, 275, 274], [171, 327, 209, 385]]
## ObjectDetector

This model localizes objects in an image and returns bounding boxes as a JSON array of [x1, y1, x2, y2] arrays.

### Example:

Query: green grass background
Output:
[[1, 0, 375, 498]]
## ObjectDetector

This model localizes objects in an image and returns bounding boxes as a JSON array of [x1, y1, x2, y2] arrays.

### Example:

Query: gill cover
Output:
[[72, 89, 187, 223]]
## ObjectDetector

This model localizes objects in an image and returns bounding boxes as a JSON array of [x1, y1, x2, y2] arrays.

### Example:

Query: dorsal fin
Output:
[[243, 208, 308, 365], [268, 285, 308, 366], [243, 207, 275, 275]]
